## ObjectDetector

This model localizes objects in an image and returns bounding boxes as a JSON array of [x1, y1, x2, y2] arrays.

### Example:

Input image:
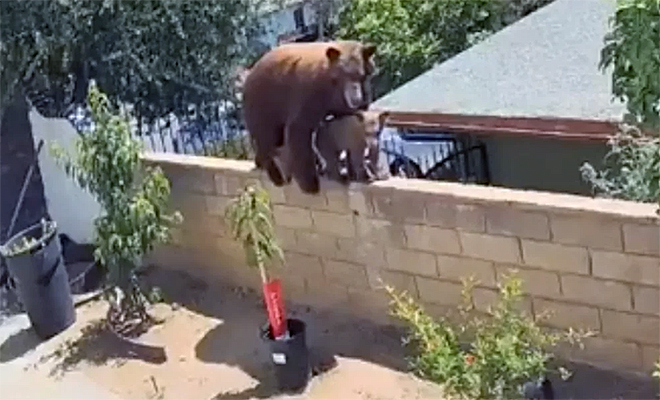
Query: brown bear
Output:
[[315, 110, 390, 183], [241, 41, 377, 194]]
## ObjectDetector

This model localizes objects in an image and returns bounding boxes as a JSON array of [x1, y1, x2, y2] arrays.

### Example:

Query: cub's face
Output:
[[326, 41, 377, 112], [359, 110, 389, 167]]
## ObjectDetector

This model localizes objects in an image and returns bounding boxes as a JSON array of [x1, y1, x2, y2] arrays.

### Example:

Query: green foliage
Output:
[[0, 0, 266, 119], [225, 183, 283, 283], [600, 0, 660, 130], [581, 124, 660, 203], [582, 0, 660, 205], [385, 272, 591, 399], [336, 0, 553, 97], [51, 83, 182, 321]]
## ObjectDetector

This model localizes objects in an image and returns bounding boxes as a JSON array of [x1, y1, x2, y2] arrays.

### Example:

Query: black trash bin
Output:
[[0, 221, 75, 339], [261, 318, 310, 394]]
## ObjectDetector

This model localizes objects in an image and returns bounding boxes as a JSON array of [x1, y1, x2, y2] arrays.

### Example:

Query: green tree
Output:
[[52, 84, 182, 333], [0, 0, 268, 121], [581, 0, 660, 204], [600, 0, 660, 130], [335, 0, 554, 98]]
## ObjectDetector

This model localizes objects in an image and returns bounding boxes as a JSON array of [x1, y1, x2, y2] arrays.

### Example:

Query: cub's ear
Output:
[[326, 46, 341, 63], [377, 111, 390, 129], [362, 43, 377, 60]]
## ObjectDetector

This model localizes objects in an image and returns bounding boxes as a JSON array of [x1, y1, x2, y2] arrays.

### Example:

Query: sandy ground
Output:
[[1, 265, 657, 400]]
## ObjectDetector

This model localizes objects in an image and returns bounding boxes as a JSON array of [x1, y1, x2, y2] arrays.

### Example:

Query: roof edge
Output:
[[376, 111, 619, 143]]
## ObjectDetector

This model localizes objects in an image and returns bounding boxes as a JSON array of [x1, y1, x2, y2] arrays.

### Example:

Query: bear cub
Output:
[[314, 110, 390, 183]]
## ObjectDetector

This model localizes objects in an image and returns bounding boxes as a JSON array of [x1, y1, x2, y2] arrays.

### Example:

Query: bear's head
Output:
[[326, 41, 377, 113]]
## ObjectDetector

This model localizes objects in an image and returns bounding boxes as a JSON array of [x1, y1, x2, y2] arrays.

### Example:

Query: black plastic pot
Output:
[[0, 222, 75, 339], [260, 318, 311, 394]]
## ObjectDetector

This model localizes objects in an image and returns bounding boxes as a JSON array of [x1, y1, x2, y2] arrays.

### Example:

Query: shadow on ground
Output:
[[39, 319, 167, 378], [143, 266, 658, 400], [143, 266, 406, 399], [0, 326, 42, 362]]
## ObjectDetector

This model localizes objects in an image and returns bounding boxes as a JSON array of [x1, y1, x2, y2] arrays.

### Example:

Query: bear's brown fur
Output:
[[242, 41, 377, 194], [315, 110, 390, 183]]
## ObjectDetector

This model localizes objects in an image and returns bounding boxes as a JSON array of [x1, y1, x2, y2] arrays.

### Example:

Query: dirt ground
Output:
[[2, 265, 658, 400]]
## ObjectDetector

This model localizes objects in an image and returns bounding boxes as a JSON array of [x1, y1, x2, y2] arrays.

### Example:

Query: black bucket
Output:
[[260, 318, 311, 394], [0, 222, 75, 339]]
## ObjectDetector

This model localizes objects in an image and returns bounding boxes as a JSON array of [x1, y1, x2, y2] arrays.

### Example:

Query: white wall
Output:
[[29, 109, 101, 244]]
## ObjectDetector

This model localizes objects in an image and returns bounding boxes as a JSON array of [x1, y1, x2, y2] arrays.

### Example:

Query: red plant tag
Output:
[[262, 279, 288, 339]]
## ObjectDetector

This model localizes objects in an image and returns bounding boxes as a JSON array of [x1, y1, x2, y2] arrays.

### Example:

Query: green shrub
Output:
[[582, 0, 660, 207], [581, 124, 660, 203], [52, 83, 182, 334], [385, 273, 591, 399]]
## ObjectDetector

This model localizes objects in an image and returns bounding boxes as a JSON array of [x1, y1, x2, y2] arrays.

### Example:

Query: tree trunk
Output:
[[0, 95, 50, 243]]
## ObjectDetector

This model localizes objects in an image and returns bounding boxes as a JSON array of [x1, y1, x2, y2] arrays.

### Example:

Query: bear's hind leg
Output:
[[251, 122, 289, 186], [286, 121, 320, 194]]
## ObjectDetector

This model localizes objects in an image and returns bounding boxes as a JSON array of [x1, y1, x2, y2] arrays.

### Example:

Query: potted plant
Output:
[[225, 183, 311, 393], [384, 272, 593, 400], [0, 218, 75, 339], [51, 83, 181, 359]]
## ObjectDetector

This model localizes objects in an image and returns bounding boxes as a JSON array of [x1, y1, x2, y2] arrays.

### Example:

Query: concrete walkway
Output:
[[0, 313, 121, 400]]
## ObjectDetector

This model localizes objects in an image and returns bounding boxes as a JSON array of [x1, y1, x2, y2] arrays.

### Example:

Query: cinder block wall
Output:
[[143, 153, 660, 373]]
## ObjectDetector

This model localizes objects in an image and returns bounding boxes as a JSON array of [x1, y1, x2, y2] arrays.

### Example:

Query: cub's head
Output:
[[326, 41, 377, 112], [359, 110, 390, 139], [358, 110, 389, 168]]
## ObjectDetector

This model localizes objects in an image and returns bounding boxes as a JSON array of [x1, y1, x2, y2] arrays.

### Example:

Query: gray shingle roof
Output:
[[373, 0, 626, 122]]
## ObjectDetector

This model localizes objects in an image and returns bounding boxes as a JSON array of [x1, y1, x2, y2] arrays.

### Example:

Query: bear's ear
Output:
[[363, 43, 377, 60], [326, 46, 341, 63]]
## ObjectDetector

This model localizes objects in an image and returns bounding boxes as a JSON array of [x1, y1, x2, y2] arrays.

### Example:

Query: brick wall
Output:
[[143, 152, 660, 373]]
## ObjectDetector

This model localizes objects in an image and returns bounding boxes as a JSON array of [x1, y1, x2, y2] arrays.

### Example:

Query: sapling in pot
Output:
[[225, 183, 311, 393], [51, 83, 181, 344], [384, 272, 594, 400]]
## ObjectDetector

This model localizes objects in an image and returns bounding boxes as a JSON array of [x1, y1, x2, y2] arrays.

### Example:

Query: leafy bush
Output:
[[600, 0, 660, 130], [581, 124, 660, 203], [52, 83, 182, 334], [385, 272, 591, 399], [582, 0, 660, 206]]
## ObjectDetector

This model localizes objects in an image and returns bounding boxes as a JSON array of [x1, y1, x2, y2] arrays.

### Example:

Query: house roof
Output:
[[373, 0, 625, 123]]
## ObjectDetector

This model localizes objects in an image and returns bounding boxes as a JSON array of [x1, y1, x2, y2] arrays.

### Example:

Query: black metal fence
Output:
[[82, 104, 490, 185], [379, 129, 490, 184]]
